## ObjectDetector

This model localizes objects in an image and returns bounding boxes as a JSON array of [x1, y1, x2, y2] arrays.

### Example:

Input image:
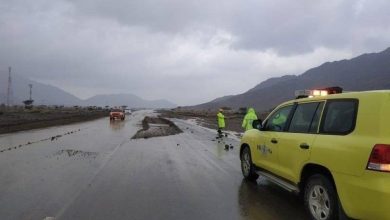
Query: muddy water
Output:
[[0, 110, 308, 220]]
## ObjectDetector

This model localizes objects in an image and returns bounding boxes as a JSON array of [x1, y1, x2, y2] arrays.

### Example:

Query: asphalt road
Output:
[[0, 110, 308, 220]]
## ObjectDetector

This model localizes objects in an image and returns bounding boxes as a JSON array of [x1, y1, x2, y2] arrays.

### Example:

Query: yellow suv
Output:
[[240, 89, 390, 220]]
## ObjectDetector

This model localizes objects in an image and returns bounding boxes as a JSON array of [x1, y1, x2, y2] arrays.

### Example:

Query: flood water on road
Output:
[[0, 110, 308, 220]]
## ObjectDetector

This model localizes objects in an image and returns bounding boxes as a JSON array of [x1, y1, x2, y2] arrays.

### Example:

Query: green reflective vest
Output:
[[242, 108, 258, 131], [217, 112, 225, 128]]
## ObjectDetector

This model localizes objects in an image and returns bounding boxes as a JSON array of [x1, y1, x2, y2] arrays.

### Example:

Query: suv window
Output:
[[309, 102, 324, 133], [264, 105, 293, 131], [288, 102, 323, 133], [320, 100, 358, 134]]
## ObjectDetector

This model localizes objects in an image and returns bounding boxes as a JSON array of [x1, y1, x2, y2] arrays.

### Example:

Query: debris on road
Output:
[[54, 149, 99, 159], [0, 129, 82, 154], [132, 117, 182, 139]]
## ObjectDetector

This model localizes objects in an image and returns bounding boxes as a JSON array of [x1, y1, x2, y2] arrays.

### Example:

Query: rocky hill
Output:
[[84, 94, 176, 108], [192, 47, 390, 112]]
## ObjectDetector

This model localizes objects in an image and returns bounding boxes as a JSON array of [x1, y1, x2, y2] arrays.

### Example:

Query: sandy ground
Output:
[[0, 108, 109, 134]]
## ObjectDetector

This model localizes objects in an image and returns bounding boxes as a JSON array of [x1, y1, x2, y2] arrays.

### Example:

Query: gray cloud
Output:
[[0, 0, 389, 105], [66, 0, 390, 54]]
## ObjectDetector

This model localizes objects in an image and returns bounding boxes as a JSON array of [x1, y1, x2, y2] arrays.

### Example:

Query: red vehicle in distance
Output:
[[109, 109, 125, 121]]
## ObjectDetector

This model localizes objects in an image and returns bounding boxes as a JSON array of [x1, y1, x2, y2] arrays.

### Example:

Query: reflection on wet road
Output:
[[109, 120, 126, 131], [0, 110, 308, 220]]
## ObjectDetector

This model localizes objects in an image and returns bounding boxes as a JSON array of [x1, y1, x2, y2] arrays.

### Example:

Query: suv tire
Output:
[[304, 174, 338, 220], [241, 147, 259, 181]]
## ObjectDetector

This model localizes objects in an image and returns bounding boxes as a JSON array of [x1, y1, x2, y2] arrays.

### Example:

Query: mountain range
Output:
[[0, 73, 176, 108], [2, 47, 390, 110], [83, 94, 176, 108], [191, 47, 390, 112]]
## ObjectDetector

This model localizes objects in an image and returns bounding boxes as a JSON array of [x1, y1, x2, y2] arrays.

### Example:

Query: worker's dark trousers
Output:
[[217, 128, 223, 138]]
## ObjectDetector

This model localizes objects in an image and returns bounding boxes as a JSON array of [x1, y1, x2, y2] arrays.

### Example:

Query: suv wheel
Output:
[[241, 147, 259, 181], [304, 174, 338, 220]]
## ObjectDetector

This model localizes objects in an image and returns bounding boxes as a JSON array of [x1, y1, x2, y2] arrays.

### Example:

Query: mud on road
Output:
[[132, 116, 183, 139]]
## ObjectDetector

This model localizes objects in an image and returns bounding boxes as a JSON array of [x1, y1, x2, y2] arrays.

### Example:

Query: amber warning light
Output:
[[295, 87, 343, 99]]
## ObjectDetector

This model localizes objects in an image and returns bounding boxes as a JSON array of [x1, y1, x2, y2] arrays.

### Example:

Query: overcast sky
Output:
[[1, 0, 390, 105]]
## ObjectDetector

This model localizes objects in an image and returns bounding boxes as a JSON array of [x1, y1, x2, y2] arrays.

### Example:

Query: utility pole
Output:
[[23, 84, 34, 109], [6, 66, 13, 107], [29, 84, 33, 100]]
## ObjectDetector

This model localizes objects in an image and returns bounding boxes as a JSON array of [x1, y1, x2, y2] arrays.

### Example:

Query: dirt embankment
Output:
[[159, 109, 270, 133], [0, 108, 108, 134], [132, 116, 182, 139]]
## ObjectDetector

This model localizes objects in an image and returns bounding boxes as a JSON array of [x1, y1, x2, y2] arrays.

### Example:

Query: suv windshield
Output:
[[264, 105, 293, 131]]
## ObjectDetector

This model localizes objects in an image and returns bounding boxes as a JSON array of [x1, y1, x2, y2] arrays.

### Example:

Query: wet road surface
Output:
[[0, 110, 308, 220]]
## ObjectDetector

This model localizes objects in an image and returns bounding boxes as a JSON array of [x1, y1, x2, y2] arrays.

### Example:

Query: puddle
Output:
[[109, 120, 125, 130], [53, 149, 99, 159]]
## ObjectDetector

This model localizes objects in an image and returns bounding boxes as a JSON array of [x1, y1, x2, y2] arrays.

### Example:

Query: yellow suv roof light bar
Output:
[[295, 86, 343, 99]]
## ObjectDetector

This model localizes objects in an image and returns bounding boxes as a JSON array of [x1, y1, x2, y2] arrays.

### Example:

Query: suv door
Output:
[[276, 102, 324, 183], [256, 105, 293, 173]]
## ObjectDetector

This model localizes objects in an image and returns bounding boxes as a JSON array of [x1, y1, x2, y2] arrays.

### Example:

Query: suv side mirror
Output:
[[252, 119, 263, 130]]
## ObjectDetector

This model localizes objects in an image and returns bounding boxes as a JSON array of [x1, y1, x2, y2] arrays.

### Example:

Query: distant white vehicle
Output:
[[124, 109, 132, 115]]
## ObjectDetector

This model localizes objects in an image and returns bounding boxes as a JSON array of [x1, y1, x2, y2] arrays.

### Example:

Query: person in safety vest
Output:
[[217, 109, 225, 138], [242, 107, 258, 131], [271, 112, 287, 131]]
